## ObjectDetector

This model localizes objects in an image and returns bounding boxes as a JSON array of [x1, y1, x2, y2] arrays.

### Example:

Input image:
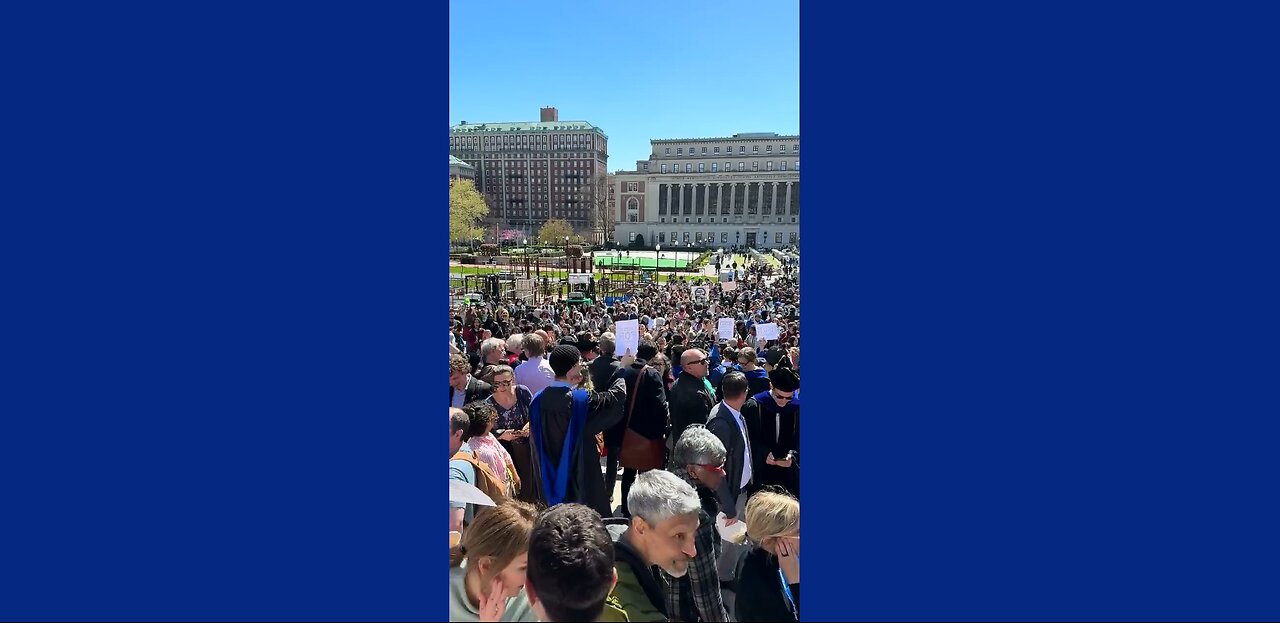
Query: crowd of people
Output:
[[448, 259, 800, 622]]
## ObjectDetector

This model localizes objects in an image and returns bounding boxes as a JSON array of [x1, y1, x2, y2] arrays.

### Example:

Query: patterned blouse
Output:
[[487, 385, 533, 431]]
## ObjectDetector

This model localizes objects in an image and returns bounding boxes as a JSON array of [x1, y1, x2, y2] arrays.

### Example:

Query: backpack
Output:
[[450, 449, 508, 505]]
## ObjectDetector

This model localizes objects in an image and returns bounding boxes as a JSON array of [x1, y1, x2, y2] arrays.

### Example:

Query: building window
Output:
[[696, 232, 704, 243], [721, 232, 728, 243], [781, 161, 787, 171], [714, 147, 720, 154], [698, 163, 705, 172], [753, 146, 759, 154], [659, 232, 666, 243], [739, 146, 746, 154], [753, 161, 759, 171], [677, 148, 683, 155], [627, 182, 638, 192], [661, 164, 668, 173], [738, 162, 745, 171], [725, 161, 731, 171], [711, 163, 718, 172], [686, 164, 692, 173], [629, 232, 636, 243], [671, 232, 676, 243], [701, 147, 707, 155], [629, 214, 638, 222], [642, 163, 649, 172], [665, 148, 671, 156], [767, 145, 773, 152], [683, 232, 690, 243], [767, 161, 774, 171], [776, 232, 782, 243], [790, 232, 798, 243], [685, 218, 690, 223]]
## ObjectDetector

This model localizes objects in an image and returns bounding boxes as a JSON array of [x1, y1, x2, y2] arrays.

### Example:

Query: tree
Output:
[[449, 179, 488, 245], [580, 173, 612, 245], [536, 218, 579, 246]]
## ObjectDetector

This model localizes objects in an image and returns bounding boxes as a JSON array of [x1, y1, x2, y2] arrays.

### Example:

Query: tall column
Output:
[[784, 181, 793, 215], [674, 183, 683, 216], [729, 183, 737, 216], [770, 182, 779, 215], [756, 182, 765, 220], [666, 184, 674, 217]]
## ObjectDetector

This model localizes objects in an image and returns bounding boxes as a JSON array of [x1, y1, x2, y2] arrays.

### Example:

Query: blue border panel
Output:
[[1, 2, 441, 620], [804, 2, 1280, 621]]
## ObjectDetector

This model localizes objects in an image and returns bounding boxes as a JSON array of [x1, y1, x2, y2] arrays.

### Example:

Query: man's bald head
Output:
[[680, 349, 710, 379]]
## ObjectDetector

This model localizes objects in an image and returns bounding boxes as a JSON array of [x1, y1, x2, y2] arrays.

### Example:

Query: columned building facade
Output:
[[613, 132, 799, 249]]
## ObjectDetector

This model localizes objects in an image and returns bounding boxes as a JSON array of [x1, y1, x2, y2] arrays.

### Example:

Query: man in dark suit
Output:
[[449, 353, 492, 408], [706, 371, 757, 523], [530, 345, 630, 518], [607, 338, 669, 517], [669, 348, 715, 447], [588, 332, 621, 392], [705, 370, 760, 612]]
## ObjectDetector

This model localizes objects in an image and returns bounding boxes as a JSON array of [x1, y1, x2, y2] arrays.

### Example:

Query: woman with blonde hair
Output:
[[448, 499, 540, 622], [734, 488, 800, 622]]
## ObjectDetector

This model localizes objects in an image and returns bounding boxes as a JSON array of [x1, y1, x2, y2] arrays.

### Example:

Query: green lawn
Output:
[[448, 264, 699, 284]]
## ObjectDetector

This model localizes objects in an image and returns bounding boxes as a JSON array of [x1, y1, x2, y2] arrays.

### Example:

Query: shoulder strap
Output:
[[623, 366, 647, 429]]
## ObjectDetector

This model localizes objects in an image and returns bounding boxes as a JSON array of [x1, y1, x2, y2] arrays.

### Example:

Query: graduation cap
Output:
[[769, 367, 799, 392]]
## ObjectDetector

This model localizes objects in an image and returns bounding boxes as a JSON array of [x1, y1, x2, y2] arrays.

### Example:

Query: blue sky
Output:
[[449, 0, 799, 171]]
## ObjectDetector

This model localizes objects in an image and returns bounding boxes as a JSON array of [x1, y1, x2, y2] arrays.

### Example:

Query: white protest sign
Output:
[[721, 280, 736, 291], [756, 322, 779, 340], [718, 317, 735, 338], [615, 319, 639, 357]]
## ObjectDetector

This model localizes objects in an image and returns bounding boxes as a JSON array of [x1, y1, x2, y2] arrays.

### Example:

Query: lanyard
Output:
[[778, 568, 796, 616]]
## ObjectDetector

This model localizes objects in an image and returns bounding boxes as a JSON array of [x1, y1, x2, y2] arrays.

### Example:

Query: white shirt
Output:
[[724, 402, 753, 491], [514, 356, 555, 397]]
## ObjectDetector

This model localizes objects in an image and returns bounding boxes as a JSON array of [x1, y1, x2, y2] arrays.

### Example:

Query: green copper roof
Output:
[[449, 155, 474, 169], [450, 120, 606, 138]]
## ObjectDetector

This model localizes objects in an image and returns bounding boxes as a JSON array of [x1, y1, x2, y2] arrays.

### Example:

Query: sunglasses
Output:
[[694, 462, 726, 475], [689, 358, 710, 366], [771, 392, 794, 403], [494, 380, 514, 388]]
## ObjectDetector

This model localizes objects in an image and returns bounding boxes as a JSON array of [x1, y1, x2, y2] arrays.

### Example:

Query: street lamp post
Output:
[[655, 243, 661, 283]]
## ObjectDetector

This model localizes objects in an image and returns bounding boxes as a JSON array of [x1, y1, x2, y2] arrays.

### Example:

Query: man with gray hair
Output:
[[607, 469, 700, 622], [478, 336, 506, 368], [665, 425, 731, 622]]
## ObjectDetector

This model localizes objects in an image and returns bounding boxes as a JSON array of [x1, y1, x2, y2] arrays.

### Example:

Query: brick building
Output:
[[449, 107, 609, 241]]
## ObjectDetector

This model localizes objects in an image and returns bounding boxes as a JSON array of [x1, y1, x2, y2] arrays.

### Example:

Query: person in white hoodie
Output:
[[448, 499, 540, 622]]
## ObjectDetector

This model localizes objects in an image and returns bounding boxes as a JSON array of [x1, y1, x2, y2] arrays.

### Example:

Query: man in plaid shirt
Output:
[[663, 424, 732, 622]]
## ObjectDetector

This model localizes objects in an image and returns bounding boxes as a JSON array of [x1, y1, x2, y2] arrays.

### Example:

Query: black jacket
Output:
[[448, 376, 492, 407], [735, 548, 799, 622], [532, 379, 627, 517], [706, 399, 760, 518], [605, 362, 669, 447], [668, 373, 714, 448], [588, 355, 621, 394]]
